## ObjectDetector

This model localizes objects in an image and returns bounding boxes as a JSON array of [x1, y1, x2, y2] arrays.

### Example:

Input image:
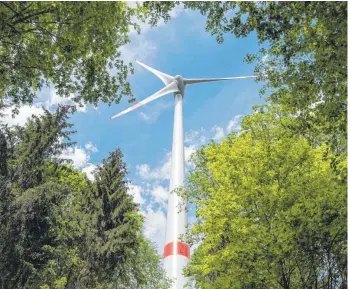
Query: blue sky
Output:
[[2, 6, 264, 252]]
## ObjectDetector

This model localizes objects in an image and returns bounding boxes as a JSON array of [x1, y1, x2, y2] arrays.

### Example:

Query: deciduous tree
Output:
[[0, 2, 141, 107], [183, 105, 346, 289]]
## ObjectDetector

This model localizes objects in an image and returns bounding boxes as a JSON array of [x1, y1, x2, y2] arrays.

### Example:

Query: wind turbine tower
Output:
[[111, 60, 255, 289]]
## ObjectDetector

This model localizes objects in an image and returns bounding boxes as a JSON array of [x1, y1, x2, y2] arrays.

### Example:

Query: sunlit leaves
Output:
[[0, 2, 141, 108], [183, 106, 346, 289]]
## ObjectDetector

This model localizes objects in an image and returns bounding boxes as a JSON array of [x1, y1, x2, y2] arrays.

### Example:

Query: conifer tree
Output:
[[0, 108, 169, 289], [81, 149, 145, 287], [9, 106, 76, 190], [0, 106, 76, 288]]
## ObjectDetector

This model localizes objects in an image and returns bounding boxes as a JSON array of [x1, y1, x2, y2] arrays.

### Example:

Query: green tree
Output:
[[79, 149, 170, 289], [8, 106, 76, 190], [80, 149, 144, 287], [0, 106, 78, 288], [0, 1, 142, 107], [182, 105, 346, 289], [0, 109, 170, 289], [143, 1, 347, 150]]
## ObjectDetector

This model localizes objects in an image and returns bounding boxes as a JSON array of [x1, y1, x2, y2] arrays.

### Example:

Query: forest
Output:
[[0, 2, 346, 289]]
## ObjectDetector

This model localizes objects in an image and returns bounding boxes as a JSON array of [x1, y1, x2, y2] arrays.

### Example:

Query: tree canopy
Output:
[[0, 2, 144, 107], [182, 105, 346, 289], [142, 3, 347, 288], [1, 2, 346, 289], [0, 107, 170, 289]]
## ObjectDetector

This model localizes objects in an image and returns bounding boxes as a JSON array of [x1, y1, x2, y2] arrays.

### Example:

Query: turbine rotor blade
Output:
[[111, 81, 179, 119], [184, 75, 256, 85], [136, 60, 174, 85]]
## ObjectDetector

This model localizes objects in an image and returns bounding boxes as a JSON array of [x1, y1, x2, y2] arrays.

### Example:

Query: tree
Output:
[[182, 105, 346, 289], [0, 109, 170, 289], [7, 106, 76, 190], [0, 106, 78, 288], [0, 2, 142, 107], [80, 149, 144, 287], [143, 2, 347, 151], [140, 3, 347, 287]]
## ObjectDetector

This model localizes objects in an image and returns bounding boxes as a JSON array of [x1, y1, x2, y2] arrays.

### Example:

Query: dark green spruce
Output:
[[0, 107, 169, 289]]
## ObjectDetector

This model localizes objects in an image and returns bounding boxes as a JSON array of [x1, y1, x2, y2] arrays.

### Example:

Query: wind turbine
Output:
[[111, 60, 256, 289]]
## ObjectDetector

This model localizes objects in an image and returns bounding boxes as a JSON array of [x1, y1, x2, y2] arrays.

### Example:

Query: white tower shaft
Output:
[[163, 93, 190, 289]]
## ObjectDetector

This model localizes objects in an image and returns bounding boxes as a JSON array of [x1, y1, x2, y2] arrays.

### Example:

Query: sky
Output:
[[2, 5, 264, 254]]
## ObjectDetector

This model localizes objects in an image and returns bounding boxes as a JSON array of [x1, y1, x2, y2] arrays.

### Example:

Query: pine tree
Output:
[[0, 108, 170, 289], [0, 106, 77, 288], [81, 149, 144, 287], [9, 106, 76, 190]]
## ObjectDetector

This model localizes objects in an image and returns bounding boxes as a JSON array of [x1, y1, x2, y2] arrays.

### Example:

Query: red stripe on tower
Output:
[[163, 241, 190, 259]]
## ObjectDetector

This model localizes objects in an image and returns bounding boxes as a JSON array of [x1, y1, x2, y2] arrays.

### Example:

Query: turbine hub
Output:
[[174, 75, 185, 96]]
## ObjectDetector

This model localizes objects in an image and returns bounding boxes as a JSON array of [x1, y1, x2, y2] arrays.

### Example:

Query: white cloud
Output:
[[226, 114, 243, 133], [82, 163, 97, 181], [136, 164, 151, 179], [143, 206, 167, 252], [136, 151, 172, 181], [139, 111, 151, 121], [1, 104, 98, 180], [60, 146, 90, 169], [151, 185, 168, 206], [184, 116, 244, 149], [120, 37, 157, 65], [1, 104, 45, 127], [136, 144, 195, 182], [45, 90, 87, 112], [85, 141, 98, 153], [121, 3, 187, 68], [184, 128, 206, 145], [133, 146, 197, 254], [1, 88, 89, 128], [185, 145, 196, 168], [137, 101, 173, 123], [128, 184, 146, 205], [133, 145, 197, 252], [60, 142, 99, 181], [211, 125, 224, 141]]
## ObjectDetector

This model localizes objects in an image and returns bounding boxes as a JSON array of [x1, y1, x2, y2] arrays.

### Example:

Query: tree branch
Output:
[[12, 7, 53, 25]]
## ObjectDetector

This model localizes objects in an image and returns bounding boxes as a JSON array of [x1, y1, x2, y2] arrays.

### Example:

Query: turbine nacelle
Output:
[[174, 75, 185, 96], [111, 60, 257, 119]]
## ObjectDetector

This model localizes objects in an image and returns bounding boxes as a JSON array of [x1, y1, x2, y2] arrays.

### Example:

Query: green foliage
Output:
[[182, 106, 346, 289], [1, 182, 73, 288], [0, 1, 141, 107], [8, 106, 76, 190], [0, 109, 169, 289], [140, 7, 347, 285], [79, 149, 143, 288], [0, 128, 8, 178], [143, 1, 347, 151]]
